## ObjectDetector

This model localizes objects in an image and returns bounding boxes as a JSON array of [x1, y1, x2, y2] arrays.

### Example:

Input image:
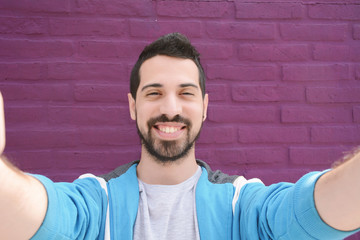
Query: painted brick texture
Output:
[[1, 0, 359, 177], [0, 3, 359, 237]]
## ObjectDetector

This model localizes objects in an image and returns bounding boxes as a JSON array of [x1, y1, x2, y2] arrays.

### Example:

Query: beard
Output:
[[136, 114, 202, 164]]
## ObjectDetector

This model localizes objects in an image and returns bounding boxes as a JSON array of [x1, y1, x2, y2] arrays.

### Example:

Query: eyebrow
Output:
[[141, 83, 199, 92], [141, 83, 163, 92], [180, 83, 199, 89]]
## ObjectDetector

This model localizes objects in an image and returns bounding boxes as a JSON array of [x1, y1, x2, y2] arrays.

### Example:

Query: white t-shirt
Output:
[[133, 167, 202, 240]]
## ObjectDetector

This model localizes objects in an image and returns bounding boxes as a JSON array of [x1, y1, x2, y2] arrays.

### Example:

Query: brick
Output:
[[314, 44, 360, 62], [195, 141, 215, 162], [157, 1, 230, 18], [0, 83, 72, 101], [282, 106, 352, 123], [0, 17, 48, 35], [306, 87, 360, 103], [0, 39, 73, 58], [79, 127, 139, 146], [130, 20, 202, 38], [52, 150, 140, 170], [235, 2, 303, 19], [4, 105, 47, 125], [238, 44, 309, 62], [207, 64, 278, 81], [207, 22, 275, 40], [290, 146, 352, 166], [354, 25, 360, 40], [238, 126, 309, 143], [355, 106, 360, 123], [0, 63, 47, 80], [47, 63, 127, 81], [311, 126, 360, 143], [213, 147, 287, 165], [197, 126, 237, 144], [246, 147, 288, 164], [4, 151, 54, 170], [49, 19, 127, 36], [78, 41, 144, 59], [356, 65, 360, 80], [71, 0, 155, 16], [48, 105, 131, 126], [6, 128, 79, 149], [189, 43, 233, 60], [282, 64, 349, 81], [232, 85, 304, 102], [74, 84, 129, 102], [194, 148, 211, 163], [309, 4, 360, 20], [206, 84, 228, 102], [208, 105, 277, 123], [280, 24, 346, 41], [0, 0, 69, 13]]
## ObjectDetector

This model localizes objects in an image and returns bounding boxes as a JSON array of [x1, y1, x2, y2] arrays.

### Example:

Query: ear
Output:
[[202, 93, 209, 122], [128, 93, 136, 121]]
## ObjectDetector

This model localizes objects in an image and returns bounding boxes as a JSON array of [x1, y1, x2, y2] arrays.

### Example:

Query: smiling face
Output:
[[128, 55, 208, 163]]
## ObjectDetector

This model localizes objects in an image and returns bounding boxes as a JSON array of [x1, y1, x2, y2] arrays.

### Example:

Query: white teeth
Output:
[[159, 126, 179, 133]]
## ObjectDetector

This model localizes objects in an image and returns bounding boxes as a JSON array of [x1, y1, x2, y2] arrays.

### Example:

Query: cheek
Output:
[[135, 104, 153, 127], [187, 105, 205, 124]]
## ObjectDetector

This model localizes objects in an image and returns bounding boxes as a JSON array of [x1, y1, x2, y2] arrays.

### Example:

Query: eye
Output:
[[181, 92, 194, 96], [146, 91, 161, 96], [180, 89, 196, 96]]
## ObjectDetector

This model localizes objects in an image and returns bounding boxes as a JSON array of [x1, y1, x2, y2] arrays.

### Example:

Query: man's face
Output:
[[128, 55, 208, 163]]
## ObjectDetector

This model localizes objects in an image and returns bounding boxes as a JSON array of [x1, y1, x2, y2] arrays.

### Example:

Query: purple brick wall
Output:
[[1, 0, 359, 179], [0, 1, 360, 236]]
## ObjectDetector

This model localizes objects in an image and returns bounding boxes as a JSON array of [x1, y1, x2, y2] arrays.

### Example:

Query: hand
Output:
[[0, 92, 5, 155]]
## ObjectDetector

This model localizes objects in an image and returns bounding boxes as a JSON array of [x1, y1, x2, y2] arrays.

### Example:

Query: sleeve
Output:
[[234, 171, 360, 240], [29, 174, 108, 240]]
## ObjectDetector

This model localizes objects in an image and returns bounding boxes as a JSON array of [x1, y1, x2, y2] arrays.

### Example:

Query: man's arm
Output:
[[314, 147, 360, 231], [0, 158, 48, 239], [0, 92, 48, 239]]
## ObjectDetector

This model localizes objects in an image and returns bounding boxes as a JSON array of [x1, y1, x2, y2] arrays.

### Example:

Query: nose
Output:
[[159, 94, 182, 119]]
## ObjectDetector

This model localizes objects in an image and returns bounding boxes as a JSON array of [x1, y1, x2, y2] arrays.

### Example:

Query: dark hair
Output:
[[130, 32, 206, 100]]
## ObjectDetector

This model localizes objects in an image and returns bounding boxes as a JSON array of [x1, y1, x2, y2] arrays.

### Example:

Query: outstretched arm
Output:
[[0, 93, 48, 239], [314, 147, 360, 231]]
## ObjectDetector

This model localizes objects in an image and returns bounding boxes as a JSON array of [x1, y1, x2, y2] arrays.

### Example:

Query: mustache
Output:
[[147, 115, 191, 129]]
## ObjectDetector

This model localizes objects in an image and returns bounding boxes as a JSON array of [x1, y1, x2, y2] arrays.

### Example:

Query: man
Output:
[[0, 33, 359, 240]]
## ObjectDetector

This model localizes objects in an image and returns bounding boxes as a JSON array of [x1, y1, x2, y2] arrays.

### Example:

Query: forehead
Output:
[[138, 55, 199, 89]]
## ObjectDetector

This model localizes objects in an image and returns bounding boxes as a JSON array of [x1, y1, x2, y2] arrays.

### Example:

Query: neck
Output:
[[136, 146, 198, 185]]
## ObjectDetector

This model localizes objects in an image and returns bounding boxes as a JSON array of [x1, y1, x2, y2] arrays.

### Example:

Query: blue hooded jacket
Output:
[[31, 160, 358, 239]]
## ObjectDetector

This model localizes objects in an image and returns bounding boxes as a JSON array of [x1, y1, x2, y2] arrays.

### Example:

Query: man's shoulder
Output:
[[196, 159, 239, 184], [99, 160, 140, 182], [98, 159, 239, 184]]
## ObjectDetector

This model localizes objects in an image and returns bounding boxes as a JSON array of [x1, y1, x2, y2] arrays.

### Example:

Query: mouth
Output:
[[153, 123, 187, 139]]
